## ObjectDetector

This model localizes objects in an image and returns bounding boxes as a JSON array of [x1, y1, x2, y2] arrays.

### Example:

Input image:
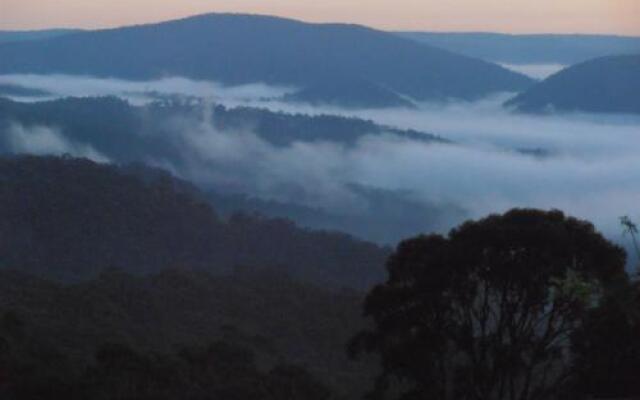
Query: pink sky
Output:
[[1, 0, 639, 35]]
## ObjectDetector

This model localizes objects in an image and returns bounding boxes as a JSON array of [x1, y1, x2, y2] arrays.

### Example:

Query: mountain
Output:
[[0, 155, 389, 288], [0, 29, 79, 44], [0, 13, 533, 107], [399, 32, 640, 65], [283, 78, 416, 109], [504, 54, 640, 114]]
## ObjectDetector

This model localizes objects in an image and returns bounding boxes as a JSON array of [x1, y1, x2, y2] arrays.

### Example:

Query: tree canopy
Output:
[[350, 209, 627, 400]]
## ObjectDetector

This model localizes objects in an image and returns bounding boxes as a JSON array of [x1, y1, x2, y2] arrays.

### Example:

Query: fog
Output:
[[6, 122, 110, 162], [256, 96, 640, 240], [1, 74, 639, 254], [0, 74, 294, 104], [499, 63, 567, 80]]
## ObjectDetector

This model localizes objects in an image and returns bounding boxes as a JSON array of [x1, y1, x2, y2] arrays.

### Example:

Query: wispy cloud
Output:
[[6, 122, 110, 162]]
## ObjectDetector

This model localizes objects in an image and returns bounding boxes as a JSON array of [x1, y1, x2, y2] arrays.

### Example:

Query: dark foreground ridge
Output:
[[0, 268, 374, 399], [0, 155, 389, 288]]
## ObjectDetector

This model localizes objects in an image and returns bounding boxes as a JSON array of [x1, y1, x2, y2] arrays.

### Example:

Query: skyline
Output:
[[1, 0, 639, 36]]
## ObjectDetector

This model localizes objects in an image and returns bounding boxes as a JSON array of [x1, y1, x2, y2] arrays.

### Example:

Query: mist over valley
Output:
[[0, 9, 639, 400]]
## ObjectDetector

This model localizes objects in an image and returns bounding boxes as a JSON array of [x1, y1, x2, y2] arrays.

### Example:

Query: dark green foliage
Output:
[[570, 280, 640, 399], [505, 54, 640, 114], [0, 155, 227, 280], [76, 341, 332, 400], [0, 155, 388, 288], [0, 14, 533, 106], [351, 209, 627, 400], [0, 268, 372, 399], [1, 326, 335, 400]]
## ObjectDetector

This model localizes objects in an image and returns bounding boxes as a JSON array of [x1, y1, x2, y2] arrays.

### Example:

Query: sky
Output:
[[1, 0, 639, 35]]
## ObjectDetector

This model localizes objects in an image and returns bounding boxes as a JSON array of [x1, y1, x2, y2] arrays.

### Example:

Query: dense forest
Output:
[[0, 156, 388, 288], [0, 156, 638, 399], [0, 268, 375, 399]]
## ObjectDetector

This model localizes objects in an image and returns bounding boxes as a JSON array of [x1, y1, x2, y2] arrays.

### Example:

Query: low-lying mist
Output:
[[0, 74, 295, 104], [1, 73, 639, 259], [498, 63, 566, 80]]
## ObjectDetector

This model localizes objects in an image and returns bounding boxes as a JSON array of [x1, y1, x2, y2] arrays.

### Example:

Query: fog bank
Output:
[[1, 74, 639, 253]]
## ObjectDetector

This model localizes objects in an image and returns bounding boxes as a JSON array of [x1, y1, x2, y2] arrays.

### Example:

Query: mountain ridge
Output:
[[0, 13, 534, 107], [399, 31, 640, 65], [505, 54, 640, 114]]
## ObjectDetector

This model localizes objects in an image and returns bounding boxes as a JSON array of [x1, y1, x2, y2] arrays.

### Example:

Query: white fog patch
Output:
[[7, 123, 110, 163], [153, 93, 640, 242], [161, 110, 366, 212], [144, 98, 640, 244], [499, 63, 566, 80], [242, 93, 640, 160], [1, 73, 639, 244], [0, 74, 296, 105]]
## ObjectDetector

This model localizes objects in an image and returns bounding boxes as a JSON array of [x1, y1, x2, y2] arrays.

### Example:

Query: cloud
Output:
[[6, 122, 110, 163], [159, 107, 366, 211], [0, 74, 295, 105], [1, 74, 640, 252], [155, 95, 640, 243], [164, 91, 640, 245], [499, 63, 566, 80]]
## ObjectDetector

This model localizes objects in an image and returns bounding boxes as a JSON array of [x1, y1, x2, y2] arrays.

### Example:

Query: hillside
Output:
[[0, 96, 460, 244], [399, 32, 640, 65], [505, 54, 640, 114], [0, 96, 444, 155], [0, 268, 374, 398], [283, 78, 415, 109], [0, 156, 388, 288], [0, 13, 533, 107]]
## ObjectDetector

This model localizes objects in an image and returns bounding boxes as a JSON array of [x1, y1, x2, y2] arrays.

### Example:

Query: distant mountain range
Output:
[[399, 32, 640, 65], [505, 54, 640, 115], [0, 13, 533, 108], [0, 29, 80, 44]]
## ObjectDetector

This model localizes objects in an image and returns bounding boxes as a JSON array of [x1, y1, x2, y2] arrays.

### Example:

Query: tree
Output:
[[620, 215, 640, 277], [350, 209, 627, 400], [570, 278, 640, 399]]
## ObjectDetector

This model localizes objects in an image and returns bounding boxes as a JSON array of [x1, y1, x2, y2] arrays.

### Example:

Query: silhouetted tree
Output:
[[350, 209, 627, 400], [621, 215, 640, 277], [570, 278, 640, 399]]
